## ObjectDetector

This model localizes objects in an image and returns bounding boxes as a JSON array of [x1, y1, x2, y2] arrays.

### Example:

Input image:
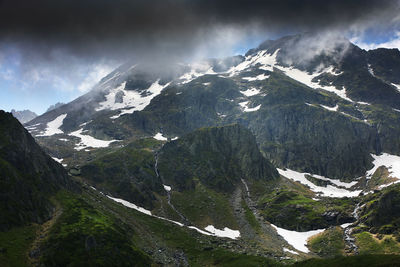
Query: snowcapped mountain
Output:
[[25, 33, 400, 181], [5, 32, 400, 265]]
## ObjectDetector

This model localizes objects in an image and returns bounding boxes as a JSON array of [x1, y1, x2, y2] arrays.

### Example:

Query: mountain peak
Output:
[[46, 102, 65, 113], [245, 32, 354, 72], [11, 109, 37, 124], [247, 32, 352, 55]]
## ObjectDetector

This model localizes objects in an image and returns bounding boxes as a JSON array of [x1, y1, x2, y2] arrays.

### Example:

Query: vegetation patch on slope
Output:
[[39, 191, 152, 266], [308, 226, 345, 258], [355, 232, 400, 255], [258, 186, 355, 231]]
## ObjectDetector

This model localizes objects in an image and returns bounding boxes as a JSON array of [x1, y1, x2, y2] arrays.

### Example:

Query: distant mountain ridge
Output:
[[11, 109, 37, 124], [46, 102, 65, 113]]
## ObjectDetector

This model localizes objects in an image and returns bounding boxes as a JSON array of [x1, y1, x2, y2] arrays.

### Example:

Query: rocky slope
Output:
[[0, 110, 71, 230], [158, 124, 278, 192], [80, 125, 280, 230]]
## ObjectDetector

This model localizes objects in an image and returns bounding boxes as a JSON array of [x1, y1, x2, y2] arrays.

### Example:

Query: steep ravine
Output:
[[343, 201, 367, 255], [154, 149, 190, 225], [237, 179, 299, 257]]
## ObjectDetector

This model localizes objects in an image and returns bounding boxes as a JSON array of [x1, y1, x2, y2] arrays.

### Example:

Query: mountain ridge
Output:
[[24, 33, 400, 182], [11, 109, 37, 124]]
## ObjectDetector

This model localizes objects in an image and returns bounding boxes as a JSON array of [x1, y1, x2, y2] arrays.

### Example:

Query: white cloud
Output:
[[77, 64, 113, 92], [351, 31, 400, 50]]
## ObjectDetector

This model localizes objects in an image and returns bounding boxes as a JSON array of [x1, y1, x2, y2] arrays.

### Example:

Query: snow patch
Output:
[[79, 120, 92, 127], [378, 180, 400, 189], [107, 196, 152, 215], [392, 83, 400, 93], [187, 226, 213, 236], [226, 48, 351, 102], [239, 101, 261, 112], [340, 223, 353, 228], [240, 88, 261, 97], [36, 114, 67, 136], [320, 104, 338, 112], [96, 82, 128, 111], [178, 63, 216, 84], [325, 67, 343, 76], [52, 157, 63, 163], [228, 49, 279, 75], [277, 66, 353, 102], [253, 49, 280, 71], [241, 73, 270, 81], [25, 123, 41, 130], [309, 174, 358, 189], [99, 80, 170, 118], [271, 224, 324, 253], [26, 123, 41, 128], [153, 132, 168, 141], [204, 225, 241, 239], [105, 192, 239, 239], [163, 185, 171, 191], [366, 153, 400, 180], [357, 101, 371, 105], [283, 248, 299, 255], [277, 168, 361, 198], [217, 112, 227, 118], [70, 128, 119, 150], [368, 64, 376, 77]]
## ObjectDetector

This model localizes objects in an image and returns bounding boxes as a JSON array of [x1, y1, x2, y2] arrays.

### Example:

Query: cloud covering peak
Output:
[[0, 0, 399, 113], [0, 0, 398, 61]]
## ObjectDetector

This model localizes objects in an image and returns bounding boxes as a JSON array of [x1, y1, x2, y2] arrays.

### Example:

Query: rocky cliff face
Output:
[[0, 110, 71, 230], [80, 138, 163, 210], [359, 184, 400, 236], [251, 100, 376, 180], [158, 124, 279, 192]]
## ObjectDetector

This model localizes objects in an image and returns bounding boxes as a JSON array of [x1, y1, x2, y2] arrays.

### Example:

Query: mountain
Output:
[[80, 124, 280, 230], [0, 111, 70, 230], [0, 111, 158, 266], [10, 32, 400, 264], [45, 102, 65, 113], [25, 33, 400, 182], [11, 109, 37, 124], [0, 111, 284, 266]]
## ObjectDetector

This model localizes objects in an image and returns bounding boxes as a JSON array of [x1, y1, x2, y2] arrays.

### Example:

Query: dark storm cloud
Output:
[[0, 0, 398, 61]]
